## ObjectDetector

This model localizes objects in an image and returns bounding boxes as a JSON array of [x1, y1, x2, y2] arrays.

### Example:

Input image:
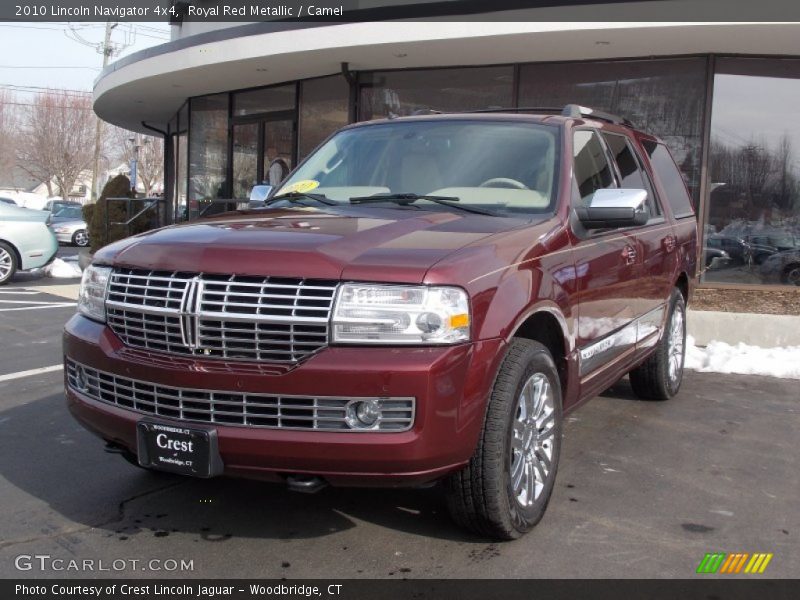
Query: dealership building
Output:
[[92, 1, 800, 289]]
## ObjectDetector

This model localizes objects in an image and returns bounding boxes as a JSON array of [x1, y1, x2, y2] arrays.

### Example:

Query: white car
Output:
[[0, 203, 59, 285], [50, 219, 89, 247]]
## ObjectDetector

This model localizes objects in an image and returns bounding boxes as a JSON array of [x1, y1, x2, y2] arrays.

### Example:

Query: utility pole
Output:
[[89, 22, 117, 202]]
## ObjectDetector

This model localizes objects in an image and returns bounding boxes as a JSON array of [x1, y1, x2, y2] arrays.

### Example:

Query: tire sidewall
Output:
[[664, 290, 687, 397], [0, 242, 17, 285], [498, 342, 563, 534]]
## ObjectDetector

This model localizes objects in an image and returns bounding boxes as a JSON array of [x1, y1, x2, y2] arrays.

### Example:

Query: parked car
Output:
[[50, 219, 89, 247], [64, 105, 697, 540], [0, 202, 58, 285], [706, 234, 751, 265], [0, 196, 17, 206], [759, 248, 800, 286]]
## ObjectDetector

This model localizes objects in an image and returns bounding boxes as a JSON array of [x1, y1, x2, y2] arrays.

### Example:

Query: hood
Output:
[[50, 219, 86, 228], [94, 207, 527, 283]]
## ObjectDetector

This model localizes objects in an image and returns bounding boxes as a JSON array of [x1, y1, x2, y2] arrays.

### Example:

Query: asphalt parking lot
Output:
[[0, 270, 797, 579]]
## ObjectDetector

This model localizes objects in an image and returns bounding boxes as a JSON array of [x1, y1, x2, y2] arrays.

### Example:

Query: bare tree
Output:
[[0, 90, 20, 185], [16, 90, 96, 198], [107, 126, 165, 195]]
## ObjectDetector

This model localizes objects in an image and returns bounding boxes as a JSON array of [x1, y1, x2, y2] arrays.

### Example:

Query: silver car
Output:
[[0, 203, 58, 285], [50, 219, 89, 247]]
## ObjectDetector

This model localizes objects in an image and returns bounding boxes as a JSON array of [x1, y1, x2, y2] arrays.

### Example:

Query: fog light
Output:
[[345, 399, 382, 429]]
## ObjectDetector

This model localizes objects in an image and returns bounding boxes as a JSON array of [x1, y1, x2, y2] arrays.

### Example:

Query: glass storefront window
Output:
[[518, 58, 707, 205], [188, 94, 229, 210], [703, 58, 800, 287], [173, 102, 188, 221], [233, 85, 295, 116], [299, 75, 350, 159], [359, 66, 514, 120]]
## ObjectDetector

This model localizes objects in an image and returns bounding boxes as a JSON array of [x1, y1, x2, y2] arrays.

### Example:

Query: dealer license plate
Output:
[[136, 420, 223, 478]]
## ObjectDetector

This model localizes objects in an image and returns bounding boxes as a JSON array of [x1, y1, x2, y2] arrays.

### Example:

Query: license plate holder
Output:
[[136, 419, 223, 478]]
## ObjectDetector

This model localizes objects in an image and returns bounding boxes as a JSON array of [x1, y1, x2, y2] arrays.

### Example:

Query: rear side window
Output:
[[602, 132, 661, 218], [642, 140, 695, 219], [572, 130, 614, 204]]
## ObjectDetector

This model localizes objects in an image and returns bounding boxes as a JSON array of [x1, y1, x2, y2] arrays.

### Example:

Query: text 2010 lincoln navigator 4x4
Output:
[[64, 105, 697, 539]]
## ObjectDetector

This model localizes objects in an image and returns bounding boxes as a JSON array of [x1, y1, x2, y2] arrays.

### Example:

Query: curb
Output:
[[688, 310, 800, 348]]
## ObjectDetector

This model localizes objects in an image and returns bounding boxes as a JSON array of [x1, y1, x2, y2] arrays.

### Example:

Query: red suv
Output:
[[64, 105, 697, 540]]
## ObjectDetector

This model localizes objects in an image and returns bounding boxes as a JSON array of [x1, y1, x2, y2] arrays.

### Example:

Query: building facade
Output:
[[93, 11, 800, 289]]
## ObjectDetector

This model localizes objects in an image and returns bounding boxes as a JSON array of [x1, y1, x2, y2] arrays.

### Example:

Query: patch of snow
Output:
[[685, 335, 800, 380], [45, 258, 82, 279]]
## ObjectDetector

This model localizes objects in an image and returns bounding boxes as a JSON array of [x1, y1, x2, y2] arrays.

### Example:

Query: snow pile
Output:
[[685, 335, 800, 380], [45, 258, 82, 279]]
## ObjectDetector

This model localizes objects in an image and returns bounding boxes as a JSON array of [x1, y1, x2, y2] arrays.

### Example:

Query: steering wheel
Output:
[[478, 177, 529, 190]]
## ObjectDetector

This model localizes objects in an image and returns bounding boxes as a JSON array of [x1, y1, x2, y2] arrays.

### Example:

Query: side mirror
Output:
[[248, 184, 273, 208], [575, 188, 649, 229], [249, 184, 273, 202]]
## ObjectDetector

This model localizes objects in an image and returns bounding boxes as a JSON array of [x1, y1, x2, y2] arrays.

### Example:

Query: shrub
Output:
[[84, 175, 151, 254]]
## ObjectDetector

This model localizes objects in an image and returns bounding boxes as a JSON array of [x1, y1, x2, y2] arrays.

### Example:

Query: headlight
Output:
[[54, 227, 69, 233], [77, 265, 111, 322], [332, 283, 470, 344]]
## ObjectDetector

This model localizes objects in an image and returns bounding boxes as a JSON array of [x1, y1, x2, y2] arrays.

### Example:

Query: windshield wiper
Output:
[[349, 193, 497, 216], [266, 191, 337, 206]]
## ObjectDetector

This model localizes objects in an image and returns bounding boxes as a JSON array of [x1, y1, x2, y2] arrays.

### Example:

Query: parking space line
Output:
[[0, 300, 74, 305], [0, 364, 63, 383], [0, 303, 76, 312]]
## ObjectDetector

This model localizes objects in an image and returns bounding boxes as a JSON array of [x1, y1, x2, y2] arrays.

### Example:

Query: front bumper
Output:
[[64, 314, 506, 486], [52, 231, 74, 244]]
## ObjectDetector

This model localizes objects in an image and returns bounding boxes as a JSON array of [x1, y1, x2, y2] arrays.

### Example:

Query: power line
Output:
[[0, 100, 94, 110], [0, 84, 91, 95], [0, 65, 101, 70]]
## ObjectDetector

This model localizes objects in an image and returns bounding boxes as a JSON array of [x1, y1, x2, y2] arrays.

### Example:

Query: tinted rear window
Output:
[[643, 140, 695, 218]]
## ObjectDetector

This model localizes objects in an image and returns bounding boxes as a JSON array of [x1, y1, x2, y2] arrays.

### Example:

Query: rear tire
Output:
[[445, 339, 563, 540], [0, 241, 18, 286], [781, 264, 800, 286], [629, 288, 686, 400]]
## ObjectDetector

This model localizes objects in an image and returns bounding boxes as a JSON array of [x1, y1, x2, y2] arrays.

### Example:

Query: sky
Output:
[[0, 22, 172, 98]]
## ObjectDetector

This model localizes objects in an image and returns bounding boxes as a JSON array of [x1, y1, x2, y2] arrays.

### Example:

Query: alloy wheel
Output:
[[0, 247, 12, 282], [509, 373, 555, 507], [74, 230, 89, 247], [667, 302, 685, 385]]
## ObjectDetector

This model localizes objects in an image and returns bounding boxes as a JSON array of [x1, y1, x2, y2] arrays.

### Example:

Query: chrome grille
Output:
[[105, 268, 338, 362], [66, 360, 415, 431]]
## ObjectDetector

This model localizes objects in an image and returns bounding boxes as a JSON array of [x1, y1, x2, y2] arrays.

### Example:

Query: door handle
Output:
[[621, 245, 637, 265]]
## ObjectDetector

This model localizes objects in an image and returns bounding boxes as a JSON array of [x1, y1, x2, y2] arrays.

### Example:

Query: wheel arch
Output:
[[675, 271, 689, 303], [509, 306, 571, 397], [0, 238, 22, 267]]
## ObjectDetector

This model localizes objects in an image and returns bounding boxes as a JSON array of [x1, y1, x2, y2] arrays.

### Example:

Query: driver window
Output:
[[572, 130, 615, 205]]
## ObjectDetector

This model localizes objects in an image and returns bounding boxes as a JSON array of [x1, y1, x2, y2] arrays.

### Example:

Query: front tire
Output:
[[629, 288, 686, 400], [445, 339, 563, 540], [0, 241, 18, 286], [72, 229, 89, 247]]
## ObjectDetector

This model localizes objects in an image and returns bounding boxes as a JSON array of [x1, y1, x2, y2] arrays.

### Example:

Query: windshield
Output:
[[277, 120, 559, 216], [54, 206, 83, 219]]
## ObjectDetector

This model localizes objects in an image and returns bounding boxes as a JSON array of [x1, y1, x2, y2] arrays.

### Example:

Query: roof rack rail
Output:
[[397, 105, 634, 126], [460, 107, 565, 115], [561, 104, 633, 126]]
